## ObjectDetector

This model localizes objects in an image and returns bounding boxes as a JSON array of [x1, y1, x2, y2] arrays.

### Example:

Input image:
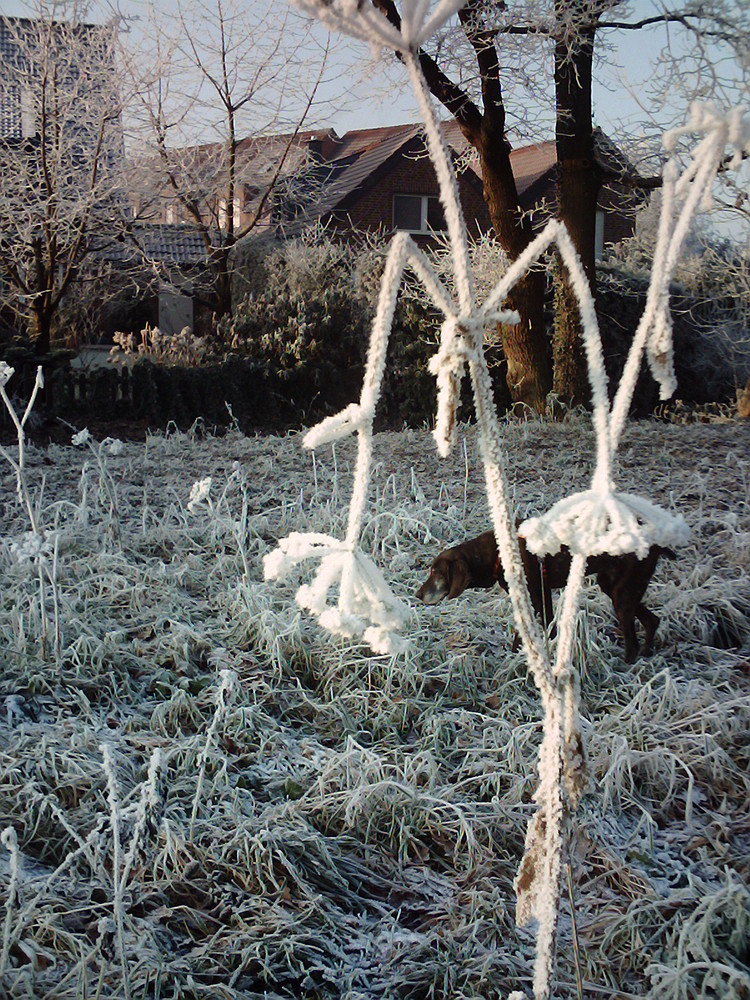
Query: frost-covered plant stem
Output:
[[84, 437, 121, 544], [37, 558, 50, 660], [469, 359, 552, 695], [467, 340, 568, 1000], [610, 127, 728, 449], [190, 669, 236, 838], [0, 364, 63, 658], [215, 470, 253, 580], [100, 743, 130, 1000], [404, 51, 474, 314], [0, 365, 44, 535], [0, 827, 20, 980], [120, 750, 162, 889]]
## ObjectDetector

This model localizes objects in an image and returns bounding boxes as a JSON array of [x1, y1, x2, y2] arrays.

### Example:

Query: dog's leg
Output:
[[610, 592, 640, 663], [521, 542, 555, 633], [597, 569, 640, 663], [636, 605, 660, 655], [620, 609, 640, 663]]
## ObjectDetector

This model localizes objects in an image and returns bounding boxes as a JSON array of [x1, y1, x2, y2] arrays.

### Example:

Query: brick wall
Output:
[[599, 183, 639, 247], [327, 152, 492, 242]]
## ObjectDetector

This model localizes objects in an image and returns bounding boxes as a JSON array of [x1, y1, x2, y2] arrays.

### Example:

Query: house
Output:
[[153, 122, 643, 257], [0, 15, 122, 168], [147, 124, 489, 242], [0, 15, 125, 349]]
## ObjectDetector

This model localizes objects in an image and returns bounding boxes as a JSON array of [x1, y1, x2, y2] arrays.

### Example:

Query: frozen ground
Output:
[[0, 417, 748, 999]]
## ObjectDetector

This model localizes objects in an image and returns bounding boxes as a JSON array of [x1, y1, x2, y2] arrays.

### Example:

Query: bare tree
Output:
[[123, 0, 329, 325], [0, 2, 127, 354], [368, 0, 748, 411]]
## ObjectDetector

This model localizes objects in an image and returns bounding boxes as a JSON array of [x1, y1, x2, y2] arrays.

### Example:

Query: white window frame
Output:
[[392, 193, 446, 235]]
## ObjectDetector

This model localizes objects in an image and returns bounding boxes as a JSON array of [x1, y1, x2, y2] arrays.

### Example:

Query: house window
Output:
[[595, 209, 605, 260], [393, 194, 446, 234]]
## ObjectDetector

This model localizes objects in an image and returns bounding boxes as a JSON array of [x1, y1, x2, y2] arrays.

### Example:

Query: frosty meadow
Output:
[[1, 0, 750, 997], [0, 408, 748, 998]]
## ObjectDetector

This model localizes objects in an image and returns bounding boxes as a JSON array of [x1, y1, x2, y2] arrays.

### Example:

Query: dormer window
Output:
[[393, 194, 446, 234]]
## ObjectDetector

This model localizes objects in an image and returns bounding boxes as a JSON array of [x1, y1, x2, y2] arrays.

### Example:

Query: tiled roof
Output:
[[155, 120, 633, 239], [0, 16, 106, 140], [306, 123, 560, 215], [510, 140, 557, 200], [314, 126, 421, 210], [274, 125, 423, 236], [0, 18, 26, 139], [331, 123, 419, 158], [100, 224, 210, 266], [277, 122, 490, 235]]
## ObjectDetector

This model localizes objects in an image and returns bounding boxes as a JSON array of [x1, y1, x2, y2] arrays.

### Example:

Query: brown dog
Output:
[[416, 530, 674, 662]]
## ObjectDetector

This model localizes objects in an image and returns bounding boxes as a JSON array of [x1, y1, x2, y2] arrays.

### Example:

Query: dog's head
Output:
[[415, 552, 471, 604]]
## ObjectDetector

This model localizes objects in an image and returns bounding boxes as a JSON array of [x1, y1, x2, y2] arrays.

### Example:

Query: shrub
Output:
[[603, 221, 750, 405], [218, 232, 448, 428]]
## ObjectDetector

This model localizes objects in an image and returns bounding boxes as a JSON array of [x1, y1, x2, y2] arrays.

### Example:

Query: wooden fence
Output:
[[0, 352, 366, 436]]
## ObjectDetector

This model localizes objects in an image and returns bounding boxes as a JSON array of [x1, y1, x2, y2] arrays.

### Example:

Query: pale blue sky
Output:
[[3, 0, 740, 138], [3, 0, 747, 238]]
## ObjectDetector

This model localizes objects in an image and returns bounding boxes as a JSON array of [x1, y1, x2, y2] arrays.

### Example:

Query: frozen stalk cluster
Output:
[[264, 2, 750, 996], [0, 362, 45, 534]]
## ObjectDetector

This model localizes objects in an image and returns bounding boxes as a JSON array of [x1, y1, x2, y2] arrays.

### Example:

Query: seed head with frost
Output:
[[521, 487, 690, 560], [103, 437, 125, 457], [9, 530, 56, 566], [72, 428, 91, 447], [187, 477, 212, 512], [264, 532, 410, 655], [291, 0, 468, 54]]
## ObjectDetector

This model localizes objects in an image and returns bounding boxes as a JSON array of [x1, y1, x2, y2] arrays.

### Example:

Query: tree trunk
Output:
[[501, 273, 549, 412], [369, 0, 552, 413], [552, 5, 601, 408], [477, 124, 551, 413], [209, 245, 234, 322], [33, 302, 53, 355]]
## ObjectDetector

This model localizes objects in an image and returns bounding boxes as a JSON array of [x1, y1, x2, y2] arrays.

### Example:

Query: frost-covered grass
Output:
[[0, 419, 748, 999]]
